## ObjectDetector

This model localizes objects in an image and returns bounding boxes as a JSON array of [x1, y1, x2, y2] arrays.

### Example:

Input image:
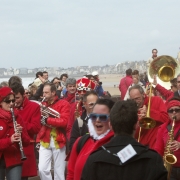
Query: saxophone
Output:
[[163, 116, 177, 180]]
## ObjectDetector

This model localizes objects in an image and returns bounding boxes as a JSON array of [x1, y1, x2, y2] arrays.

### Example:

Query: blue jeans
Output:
[[0, 158, 22, 180], [170, 167, 180, 180]]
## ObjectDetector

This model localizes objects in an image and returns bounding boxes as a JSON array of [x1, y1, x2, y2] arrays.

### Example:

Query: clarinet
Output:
[[10, 108, 27, 161]]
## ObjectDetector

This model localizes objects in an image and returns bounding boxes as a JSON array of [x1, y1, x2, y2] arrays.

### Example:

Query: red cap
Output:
[[76, 77, 96, 93], [0, 87, 14, 102]]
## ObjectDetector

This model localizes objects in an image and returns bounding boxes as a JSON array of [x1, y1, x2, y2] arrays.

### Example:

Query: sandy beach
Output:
[[100, 74, 124, 96]]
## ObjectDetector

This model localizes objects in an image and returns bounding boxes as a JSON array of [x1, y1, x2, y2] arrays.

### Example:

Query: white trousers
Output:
[[38, 137, 66, 180]]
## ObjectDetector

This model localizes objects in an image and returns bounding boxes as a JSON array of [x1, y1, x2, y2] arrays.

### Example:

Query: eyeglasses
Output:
[[89, 113, 109, 122], [88, 102, 95, 107], [25, 92, 30, 94], [168, 108, 180, 114], [3, 99, 15, 104]]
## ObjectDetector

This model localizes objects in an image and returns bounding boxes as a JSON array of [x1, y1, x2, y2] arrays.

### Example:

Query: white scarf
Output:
[[88, 118, 110, 140]]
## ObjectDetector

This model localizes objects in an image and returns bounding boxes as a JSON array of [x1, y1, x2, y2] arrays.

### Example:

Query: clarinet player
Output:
[[0, 87, 29, 180]]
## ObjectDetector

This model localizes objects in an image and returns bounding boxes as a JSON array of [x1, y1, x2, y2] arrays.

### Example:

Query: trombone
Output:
[[138, 83, 156, 142]]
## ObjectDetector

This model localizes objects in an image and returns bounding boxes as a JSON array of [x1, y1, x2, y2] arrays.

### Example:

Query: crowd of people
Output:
[[0, 48, 180, 180]]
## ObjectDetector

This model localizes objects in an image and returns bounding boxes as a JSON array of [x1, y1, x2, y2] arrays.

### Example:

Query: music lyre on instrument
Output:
[[138, 83, 156, 142]]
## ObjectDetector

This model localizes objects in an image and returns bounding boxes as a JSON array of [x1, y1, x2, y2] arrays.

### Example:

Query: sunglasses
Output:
[[89, 113, 109, 122], [168, 108, 180, 114], [3, 99, 15, 104]]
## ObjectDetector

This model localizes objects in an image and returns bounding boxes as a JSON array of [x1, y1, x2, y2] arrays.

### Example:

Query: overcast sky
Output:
[[0, 0, 180, 69]]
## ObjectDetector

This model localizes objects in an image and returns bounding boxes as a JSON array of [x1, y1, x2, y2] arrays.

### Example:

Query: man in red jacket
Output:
[[129, 84, 169, 149], [119, 68, 133, 100], [10, 83, 41, 180], [63, 78, 77, 139], [38, 83, 70, 180]]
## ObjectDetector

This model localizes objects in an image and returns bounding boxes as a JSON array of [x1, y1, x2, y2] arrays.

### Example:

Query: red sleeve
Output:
[[154, 125, 166, 156], [17, 115, 30, 147], [155, 84, 173, 100], [25, 104, 41, 136], [67, 137, 80, 180], [150, 97, 169, 124], [47, 100, 70, 128], [66, 103, 76, 140]]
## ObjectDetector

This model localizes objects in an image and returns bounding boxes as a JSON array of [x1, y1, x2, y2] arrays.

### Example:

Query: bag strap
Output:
[[76, 134, 90, 154]]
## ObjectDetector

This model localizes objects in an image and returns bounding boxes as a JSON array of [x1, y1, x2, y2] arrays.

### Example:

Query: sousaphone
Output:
[[148, 55, 180, 90]]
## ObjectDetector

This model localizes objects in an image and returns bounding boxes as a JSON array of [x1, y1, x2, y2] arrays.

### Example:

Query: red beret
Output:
[[0, 87, 14, 102], [167, 100, 180, 110]]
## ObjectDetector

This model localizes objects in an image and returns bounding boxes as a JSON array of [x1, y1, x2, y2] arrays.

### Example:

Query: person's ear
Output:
[[108, 121, 113, 130]]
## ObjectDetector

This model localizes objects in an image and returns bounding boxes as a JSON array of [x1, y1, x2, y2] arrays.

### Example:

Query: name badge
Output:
[[0, 126, 3, 130], [117, 144, 137, 163]]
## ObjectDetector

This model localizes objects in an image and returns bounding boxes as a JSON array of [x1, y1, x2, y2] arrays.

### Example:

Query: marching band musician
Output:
[[153, 74, 180, 103], [155, 97, 180, 180], [0, 87, 30, 180], [129, 84, 169, 149], [37, 83, 70, 180], [10, 83, 41, 180], [63, 78, 77, 140], [66, 77, 96, 141]]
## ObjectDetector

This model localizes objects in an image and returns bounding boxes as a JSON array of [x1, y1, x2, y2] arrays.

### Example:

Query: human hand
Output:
[[171, 140, 180, 151], [152, 75, 157, 86], [138, 105, 147, 119], [16, 124, 23, 133], [11, 133, 21, 143]]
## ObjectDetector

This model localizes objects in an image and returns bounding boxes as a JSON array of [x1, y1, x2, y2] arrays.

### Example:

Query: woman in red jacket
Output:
[[155, 97, 180, 180], [0, 87, 29, 180], [67, 98, 115, 180]]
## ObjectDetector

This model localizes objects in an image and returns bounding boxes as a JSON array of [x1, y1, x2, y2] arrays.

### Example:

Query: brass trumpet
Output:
[[139, 84, 156, 129], [138, 84, 156, 142]]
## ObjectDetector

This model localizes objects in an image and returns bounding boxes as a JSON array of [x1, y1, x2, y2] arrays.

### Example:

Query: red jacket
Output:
[[0, 109, 30, 168], [18, 97, 41, 177], [154, 120, 180, 167], [119, 75, 132, 100], [37, 97, 70, 148], [63, 92, 76, 140], [135, 96, 169, 149], [67, 131, 114, 180]]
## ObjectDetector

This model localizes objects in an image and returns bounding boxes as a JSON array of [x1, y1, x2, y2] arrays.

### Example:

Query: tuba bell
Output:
[[148, 55, 180, 90]]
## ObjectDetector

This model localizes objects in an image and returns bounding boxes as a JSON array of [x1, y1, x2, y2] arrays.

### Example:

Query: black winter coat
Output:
[[69, 110, 89, 151], [81, 135, 167, 180]]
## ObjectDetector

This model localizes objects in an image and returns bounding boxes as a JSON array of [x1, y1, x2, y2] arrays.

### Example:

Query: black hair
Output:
[[8, 76, 22, 87], [10, 83, 25, 96], [126, 68, 132, 76], [43, 71, 48, 74], [110, 100, 138, 135], [170, 78, 177, 88], [60, 73, 68, 80], [152, 48, 158, 53], [83, 90, 98, 102], [167, 96, 180, 103], [94, 98, 115, 111], [51, 77, 60, 83], [36, 71, 43, 78], [44, 83, 57, 93]]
